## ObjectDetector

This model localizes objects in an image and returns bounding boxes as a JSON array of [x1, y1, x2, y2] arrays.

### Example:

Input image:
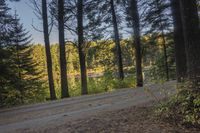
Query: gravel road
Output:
[[0, 81, 176, 133]]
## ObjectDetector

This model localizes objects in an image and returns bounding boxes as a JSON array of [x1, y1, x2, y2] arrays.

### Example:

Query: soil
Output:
[[18, 106, 199, 133]]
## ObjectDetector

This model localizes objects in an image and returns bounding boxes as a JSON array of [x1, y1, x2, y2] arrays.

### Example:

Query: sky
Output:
[[7, 0, 131, 45], [8, 0, 59, 44], [7, 0, 136, 45]]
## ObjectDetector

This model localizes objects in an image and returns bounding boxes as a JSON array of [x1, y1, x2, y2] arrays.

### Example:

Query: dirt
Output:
[[1, 81, 199, 133], [16, 106, 199, 133]]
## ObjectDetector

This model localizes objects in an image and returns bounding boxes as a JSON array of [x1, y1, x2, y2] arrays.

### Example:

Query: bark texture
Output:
[[58, 0, 69, 98], [77, 0, 88, 95], [180, 0, 200, 91], [42, 0, 56, 100], [110, 0, 124, 80], [170, 0, 187, 82], [130, 0, 143, 87]]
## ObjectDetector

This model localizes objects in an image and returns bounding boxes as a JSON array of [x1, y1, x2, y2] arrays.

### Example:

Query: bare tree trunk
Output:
[[155, 0, 169, 81], [110, 0, 124, 80], [58, 0, 69, 98], [42, 0, 56, 100], [179, 0, 200, 91], [77, 0, 88, 95], [170, 0, 187, 82], [130, 0, 143, 87]]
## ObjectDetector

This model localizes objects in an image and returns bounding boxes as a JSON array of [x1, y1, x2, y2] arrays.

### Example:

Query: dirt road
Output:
[[0, 81, 176, 133]]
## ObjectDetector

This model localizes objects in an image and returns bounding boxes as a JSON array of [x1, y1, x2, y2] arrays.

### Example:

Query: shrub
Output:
[[156, 83, 200, 128]]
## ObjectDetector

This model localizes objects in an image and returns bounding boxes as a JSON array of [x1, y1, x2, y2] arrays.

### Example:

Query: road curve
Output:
[[0, 81, 176, 133]]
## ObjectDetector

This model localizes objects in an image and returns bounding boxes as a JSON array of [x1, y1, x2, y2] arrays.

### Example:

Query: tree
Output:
[[129, 0, 143, 87], [42, 0, 56, 100], [179, 0, 200, 91], [0, 0, 15, 106], [78, 0, 125, 79], [0, 3, 46, 106], [144, 0, 172, 81], [50, 0, 106, 95], [110, 0, 124, 80], [30, 0, 57, 100], [77, 0, 88, 94], [58, 0, 69, 98], [170, 0, 187, 82], [9, 12, 45, 103]]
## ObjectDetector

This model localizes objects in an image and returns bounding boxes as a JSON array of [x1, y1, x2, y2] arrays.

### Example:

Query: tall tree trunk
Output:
[[130, 0, 143, 87], [161, 32, 169, 81], [179, 0, 200, 91], [42, 0, 56, 100], [58, 0, 69, 98], [110, 0, 124, 80], [170, 0, 187, 82], [155, 0, 169, 81], [77, 0, 88, 95]]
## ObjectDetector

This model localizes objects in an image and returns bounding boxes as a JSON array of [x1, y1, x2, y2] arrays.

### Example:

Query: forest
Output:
[[0, 0, 200, 129]]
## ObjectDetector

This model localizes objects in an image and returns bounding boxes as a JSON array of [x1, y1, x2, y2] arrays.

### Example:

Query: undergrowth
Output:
[[156, 83, 200, 128]]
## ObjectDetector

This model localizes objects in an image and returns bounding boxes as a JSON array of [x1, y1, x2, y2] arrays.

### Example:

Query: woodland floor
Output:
[[0, 81, 199, 133]]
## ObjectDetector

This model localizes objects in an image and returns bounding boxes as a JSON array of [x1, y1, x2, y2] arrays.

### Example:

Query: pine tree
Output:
[[0, 0, 17, 106], [50, 0, 106, 95], [30, 0, 57, 100], [1, 1, 45, 106], [77, 0, 88, 95], [42, 0, 57, 100], [8, 12, 45, 104], [129, 0, 143, 87], [179, 0, 200, 91], [110, 0, 124, 80], [58, 0, 69, 98], [143, 0, 172, 81], [170, 0, 187, 82], [69, 0, 125, 80]]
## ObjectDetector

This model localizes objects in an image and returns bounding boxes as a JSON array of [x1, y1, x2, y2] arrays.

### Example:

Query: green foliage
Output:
[[156, 83, 200, 128], [144, 34, 176, 82], [30, 40, 135, 97], [0, 2, 46, 107], [0, 0, 178, 108], [148, 52, 167, 81], [29, 41, 135, 101], [0, 1, 15, 105], [142, 0, 172, 33], [68, 72, 136, 97]]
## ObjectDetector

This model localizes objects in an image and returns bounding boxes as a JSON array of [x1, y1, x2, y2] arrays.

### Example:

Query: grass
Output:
[[68, 73, 136, 97]]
